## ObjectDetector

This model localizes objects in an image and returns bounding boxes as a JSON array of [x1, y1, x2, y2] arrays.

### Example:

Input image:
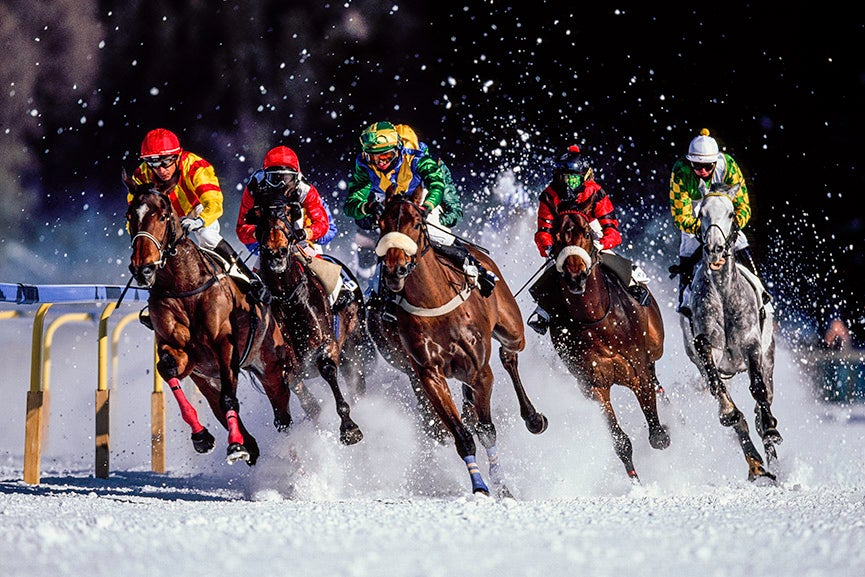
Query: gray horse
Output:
[[680, 182, 782, 481]]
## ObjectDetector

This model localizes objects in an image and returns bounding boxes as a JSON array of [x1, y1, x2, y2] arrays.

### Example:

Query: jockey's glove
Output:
[[181, 216, 204, 234], [365, 199, 385, 220], [292, 225, 308, 242]]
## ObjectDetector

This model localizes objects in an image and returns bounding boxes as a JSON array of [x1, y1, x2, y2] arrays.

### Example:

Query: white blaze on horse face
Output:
[[555, 246, 592, 273], [701, 193, 735, 270], [135, 203, 151, 225], [375, 231, 418, 257]]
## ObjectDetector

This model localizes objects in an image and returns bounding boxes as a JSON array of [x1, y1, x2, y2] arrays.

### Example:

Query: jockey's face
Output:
[[690, 161, 715, 179], [143, 155, 179, 182], [370, 148, 398, 171]]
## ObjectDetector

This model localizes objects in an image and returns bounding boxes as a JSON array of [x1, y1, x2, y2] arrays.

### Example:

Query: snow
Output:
[[2, 218, 865, 577]]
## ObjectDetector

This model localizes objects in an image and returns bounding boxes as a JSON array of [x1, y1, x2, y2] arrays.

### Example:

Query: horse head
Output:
[[553, 210, 599, 295], [376, 186, 428, 293], [252, 181, 304, 274], [698, 183, 741, 271], [124, 172, 180, 287]]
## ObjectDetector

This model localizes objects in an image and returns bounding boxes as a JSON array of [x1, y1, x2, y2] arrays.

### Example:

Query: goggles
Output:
[[263, 168, 299, 188], [564, 173, 584, 190], [143, 155, 178, 169], [369, 149, 398, 167], [690, 161, 716, 173]]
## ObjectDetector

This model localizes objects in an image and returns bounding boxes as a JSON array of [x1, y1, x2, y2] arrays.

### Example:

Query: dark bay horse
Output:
[[249, 183, 369, 445], [681, 183, 781, 481], [373, 188, 548, 496], [546, 209, 669, 482], [124, 179, 296, 466]]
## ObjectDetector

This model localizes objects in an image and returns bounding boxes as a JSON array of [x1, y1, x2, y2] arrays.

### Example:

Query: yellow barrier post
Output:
[[151, 342, 166, 473], [23, 304, 52, 485], [95, 302, 116, 479]]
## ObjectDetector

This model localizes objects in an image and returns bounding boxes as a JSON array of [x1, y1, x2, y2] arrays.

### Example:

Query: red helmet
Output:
[[262, 146, 300, 171], [140, 128, 182, 158]]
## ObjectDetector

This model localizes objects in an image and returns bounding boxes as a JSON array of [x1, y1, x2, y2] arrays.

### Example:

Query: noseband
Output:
[[699, 193, 740, 257], [374, 198, 430, 279], [554, 209, 599, 273]]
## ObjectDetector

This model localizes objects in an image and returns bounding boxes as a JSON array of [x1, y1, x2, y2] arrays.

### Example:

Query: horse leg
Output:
[[729, 410, 776, 482], [590, 387, 639, 482], [747, 354, 783, 467], [633, 373, 670, 450], [693, 335, 740, 426], [214, 340, 258, 465], [471, 365, 514, 499], [157, 347, 215, 454], [498, 346, 548, 434], [461, 384, 479, 433], [316, 355, 363, 445], [247, 366, 294, 432], [420, 367, 489, 495], [291, 378, 322, 421]]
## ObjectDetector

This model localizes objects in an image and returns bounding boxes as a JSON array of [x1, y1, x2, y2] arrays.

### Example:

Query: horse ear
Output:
[[728, 182, 741, 198], [121, 167, 134, 191], [697, 179, 709, 197], [410, 184, 425, 206]]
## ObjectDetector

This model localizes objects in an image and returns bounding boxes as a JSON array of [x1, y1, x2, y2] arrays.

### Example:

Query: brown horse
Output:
[[372, 188, 548, 496], [124, 178, 299, 465], [546, 209, 670, 482], [250, 183, 368, 445]]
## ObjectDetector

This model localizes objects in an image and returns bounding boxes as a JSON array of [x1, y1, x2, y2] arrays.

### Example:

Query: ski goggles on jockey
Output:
[[689, 161, 716, 173], [564, 173, 584, 191], [367, 148, 399, 169], [143, 155, 178, 169], [263, 168, 299, 188]]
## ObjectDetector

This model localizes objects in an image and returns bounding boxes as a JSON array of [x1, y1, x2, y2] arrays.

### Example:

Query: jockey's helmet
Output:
[[360, 121, 401, 155], [140, 128, 182, 158], [554, 145, 593, 193], [686, 128, 720, 163], [261, 146, 300, 190]]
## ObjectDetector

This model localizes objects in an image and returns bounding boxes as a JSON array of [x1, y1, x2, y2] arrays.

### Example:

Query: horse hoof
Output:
[[719, 409, 742, 428], [340, 425, 364, 446], [274, 414, 293, 433], [191, 429, 216, 454], [649, 425, 671, 450], [763, 429, 783, 445], [226, 443, 251, 465], [526, 412, 549, 435], [494, 483, 515, 500]]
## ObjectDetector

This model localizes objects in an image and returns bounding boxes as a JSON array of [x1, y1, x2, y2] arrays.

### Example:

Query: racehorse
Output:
[[680, 182, 781, 481], [249, 182, 370, 445], [545, 209, 670, 482], [372, 187, 548, 496], [124, 177, 301, 466]]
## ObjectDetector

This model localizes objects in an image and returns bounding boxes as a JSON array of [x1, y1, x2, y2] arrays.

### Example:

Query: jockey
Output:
[[344, 121, 497, 320], [669, 128, 771, 316], [527, 145, 650, 335], [236, 145, 353, 309], [130, 128, 270, 307]]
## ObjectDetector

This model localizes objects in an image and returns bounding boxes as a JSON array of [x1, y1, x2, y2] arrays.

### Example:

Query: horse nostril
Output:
[[396, 265, 408, 278]]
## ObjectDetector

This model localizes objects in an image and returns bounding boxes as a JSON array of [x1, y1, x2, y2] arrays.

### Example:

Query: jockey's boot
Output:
[[671, 254, 696, 317], [677, 278, 692, 318], [139, 306, 153, 330], [735, 247, 772, 305], [527, 306, 550, 335], [435, 240, 498, 297], [380, 292, 398, 322], [214, 240, 271, 306]]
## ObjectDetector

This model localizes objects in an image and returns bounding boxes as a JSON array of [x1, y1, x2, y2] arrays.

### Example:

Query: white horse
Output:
[[680, 182, 782, 481]]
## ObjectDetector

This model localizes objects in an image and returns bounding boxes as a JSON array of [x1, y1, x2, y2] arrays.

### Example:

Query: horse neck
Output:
[[404, 246, 461, 306], [156, 240, 213, 292]]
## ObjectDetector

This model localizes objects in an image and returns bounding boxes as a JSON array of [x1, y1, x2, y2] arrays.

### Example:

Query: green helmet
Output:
[[360, 121, 401, 154]]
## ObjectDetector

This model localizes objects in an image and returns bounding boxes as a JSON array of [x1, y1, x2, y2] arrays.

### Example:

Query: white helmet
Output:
[[686, 128, 720, 163]]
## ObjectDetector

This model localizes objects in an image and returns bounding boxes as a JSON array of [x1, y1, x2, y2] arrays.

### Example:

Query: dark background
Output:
[[1, 1, 862, 346]]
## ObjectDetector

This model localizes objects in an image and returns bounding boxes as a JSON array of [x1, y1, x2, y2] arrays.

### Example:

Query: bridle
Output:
[[129, 190, 180, 271], [554, 209, 600, 274], [699, 192, 740, 257], [375, 196, 432, 280]]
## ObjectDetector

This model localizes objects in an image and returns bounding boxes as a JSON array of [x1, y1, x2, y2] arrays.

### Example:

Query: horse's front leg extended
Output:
[[633, 374, 670, 450], [499, 346, 548, 434], [693, 334, 740, 426], [157, 346, 215, 454], [316, 355, 363, 445]]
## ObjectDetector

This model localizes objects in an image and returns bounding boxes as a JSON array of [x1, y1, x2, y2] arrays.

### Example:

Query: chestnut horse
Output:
[[249, 183, 371, 445], [373, 188, 548, 496], [680, 183, 781, 481], [546, 209, 669, 482], [125, 179, 298, 465]]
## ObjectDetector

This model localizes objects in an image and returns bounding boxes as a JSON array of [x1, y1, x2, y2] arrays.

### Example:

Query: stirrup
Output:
[[246, 278, 272, 306], [527, 311, 549, 335], [478, 269, 498, 298], [629, 284, 650, 306], [139, 308, 154, 331], [332, 287, 353, 312]]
